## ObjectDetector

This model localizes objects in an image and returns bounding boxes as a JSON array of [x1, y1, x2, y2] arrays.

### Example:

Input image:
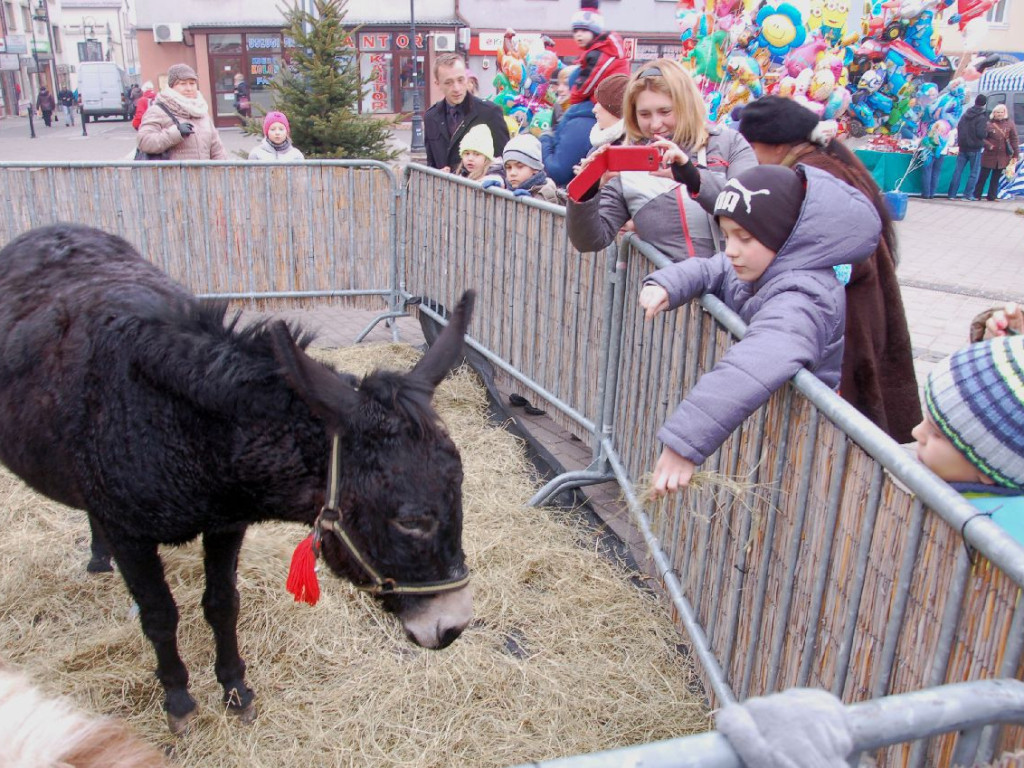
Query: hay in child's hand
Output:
[[0, 341, 708, 767]]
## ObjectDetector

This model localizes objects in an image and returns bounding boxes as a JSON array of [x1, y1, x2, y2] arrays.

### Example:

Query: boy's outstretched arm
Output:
[[651, 447, 696, 496], [644, 253, 731, 311]]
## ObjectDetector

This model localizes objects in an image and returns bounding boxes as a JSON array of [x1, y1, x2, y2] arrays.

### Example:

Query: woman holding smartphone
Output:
[[566, 58, 755, 261]]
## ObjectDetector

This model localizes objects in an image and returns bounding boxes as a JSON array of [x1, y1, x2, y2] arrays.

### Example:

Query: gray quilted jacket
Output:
[[566, 125, 756, 261], [645, 164, 881, 464]]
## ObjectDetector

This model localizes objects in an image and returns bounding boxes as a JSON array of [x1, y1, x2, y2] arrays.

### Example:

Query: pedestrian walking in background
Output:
[[737, 95, 921, 443], [57, 85, 76, 127], [132, 81, 156, 131], [14, 81, 21, 116], [248, 111, 304, 161], [36, 86, 56, 128], [566, 58, 755, 262], [638, 164, 880, 495], [233, 74, 251, 118], [136, 64, 227, 161], [947, 94, 989, 199], [974, 103, 1019, 201]]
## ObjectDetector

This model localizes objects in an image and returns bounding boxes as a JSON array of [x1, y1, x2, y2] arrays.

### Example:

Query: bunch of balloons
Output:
[[490, 29, 561, 136], [674, 0, 982, 143]]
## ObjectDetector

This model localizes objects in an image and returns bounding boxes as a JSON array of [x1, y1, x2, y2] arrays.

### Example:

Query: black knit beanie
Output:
[[713, 165, 805, 253], [738, 96, 820, 146]]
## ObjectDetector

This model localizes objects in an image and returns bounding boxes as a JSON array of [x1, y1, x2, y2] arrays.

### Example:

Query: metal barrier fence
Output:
[[510, 679, 1024, 768], [3, 161, 1024, 766], [0, 160, 401, 314], [401, 167, 1024, 767]]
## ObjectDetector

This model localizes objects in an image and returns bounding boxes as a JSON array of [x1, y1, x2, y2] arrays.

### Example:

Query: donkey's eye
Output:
[[390, 515, 439, 539]]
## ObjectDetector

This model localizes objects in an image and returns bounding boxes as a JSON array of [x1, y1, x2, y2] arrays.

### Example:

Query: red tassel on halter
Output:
[[286, 534, 320, 605]]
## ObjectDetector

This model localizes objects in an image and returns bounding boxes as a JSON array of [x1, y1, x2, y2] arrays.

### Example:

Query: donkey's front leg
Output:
[[203, 528, 255, 722], [109, 537, 196, 733]]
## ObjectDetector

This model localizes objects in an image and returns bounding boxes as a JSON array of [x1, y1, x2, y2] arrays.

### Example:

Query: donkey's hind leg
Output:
[[86, 513, 113, 573]]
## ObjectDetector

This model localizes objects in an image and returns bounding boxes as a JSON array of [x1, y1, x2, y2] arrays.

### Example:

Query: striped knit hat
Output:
[[925, 335, 1024, 490]]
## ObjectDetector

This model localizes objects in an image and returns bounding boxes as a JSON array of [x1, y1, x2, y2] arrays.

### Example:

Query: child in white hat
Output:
[[456, 124, 497, 181]]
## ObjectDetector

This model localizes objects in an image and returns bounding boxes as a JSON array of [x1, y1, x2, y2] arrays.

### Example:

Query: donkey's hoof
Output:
[[86, 555, 114, 573], [231, 701, 257, 725], [167, 707, 198, 735]]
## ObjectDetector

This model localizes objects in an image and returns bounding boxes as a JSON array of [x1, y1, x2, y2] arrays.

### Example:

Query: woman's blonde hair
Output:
[[991, 103, 1009, 120], [623, 58, 708, 150]]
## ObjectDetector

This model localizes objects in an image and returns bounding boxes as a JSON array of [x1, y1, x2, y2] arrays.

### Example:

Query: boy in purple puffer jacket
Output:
[[639, 164, 881, 495]]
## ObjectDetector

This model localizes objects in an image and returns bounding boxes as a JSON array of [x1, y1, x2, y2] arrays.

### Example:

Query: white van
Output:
[[78, 62, 129, 122]]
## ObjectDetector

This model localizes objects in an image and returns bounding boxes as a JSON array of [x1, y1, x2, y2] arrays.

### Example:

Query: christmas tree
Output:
[[248, 0, 398, 160]]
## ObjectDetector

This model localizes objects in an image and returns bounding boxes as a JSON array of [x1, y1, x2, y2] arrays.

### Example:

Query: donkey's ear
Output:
[[270, 321, 360, 425], [409, 290, 475, 390]]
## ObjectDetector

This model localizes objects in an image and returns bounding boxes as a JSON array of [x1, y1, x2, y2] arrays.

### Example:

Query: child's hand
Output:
[[639, 284, 669, 320], [651, 447, 696, 497], [985, 302, 1023, 338]]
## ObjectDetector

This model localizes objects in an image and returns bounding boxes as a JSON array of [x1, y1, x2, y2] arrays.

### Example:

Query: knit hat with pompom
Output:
[[571, 0, 605, 35]]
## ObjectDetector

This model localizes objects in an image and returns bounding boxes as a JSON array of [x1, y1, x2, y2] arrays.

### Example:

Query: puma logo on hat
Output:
[[715, 179, 772, 215]]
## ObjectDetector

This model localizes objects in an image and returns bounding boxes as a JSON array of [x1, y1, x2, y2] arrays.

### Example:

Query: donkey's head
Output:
[[271, 292, 475, 649]]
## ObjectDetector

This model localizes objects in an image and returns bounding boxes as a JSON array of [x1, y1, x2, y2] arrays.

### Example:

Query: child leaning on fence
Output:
[[639, 164, 881, 495], [481, 134, 559, 202], [913, 334, 1024, 544]]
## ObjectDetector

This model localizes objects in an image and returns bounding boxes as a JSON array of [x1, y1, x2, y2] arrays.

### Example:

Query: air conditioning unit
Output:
[[153, 22, 184, 44], [433, 32, 456, 52]]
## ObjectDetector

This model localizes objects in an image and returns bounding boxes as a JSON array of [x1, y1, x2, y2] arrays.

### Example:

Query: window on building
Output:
[[986, 0, 1008, 23], [4, 3, 16, 31], [51, 25, 60, 53]]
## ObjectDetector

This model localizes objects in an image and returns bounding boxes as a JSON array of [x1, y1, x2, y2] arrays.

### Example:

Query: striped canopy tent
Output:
[[981, 61, 1024, 91]]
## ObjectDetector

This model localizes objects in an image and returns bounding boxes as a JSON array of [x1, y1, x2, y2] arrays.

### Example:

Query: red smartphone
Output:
[[604, 145, 663, 172]]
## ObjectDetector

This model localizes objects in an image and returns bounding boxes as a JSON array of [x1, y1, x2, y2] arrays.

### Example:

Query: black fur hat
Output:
[[738, 96, 820, 146]]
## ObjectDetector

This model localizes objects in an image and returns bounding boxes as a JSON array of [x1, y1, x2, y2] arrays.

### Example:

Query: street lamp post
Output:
[[409, 0, 424, 153], [33, 0, 57, 93]]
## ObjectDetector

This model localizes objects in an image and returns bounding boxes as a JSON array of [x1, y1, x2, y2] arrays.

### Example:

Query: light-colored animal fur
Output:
[[0, 669, 166, 768]]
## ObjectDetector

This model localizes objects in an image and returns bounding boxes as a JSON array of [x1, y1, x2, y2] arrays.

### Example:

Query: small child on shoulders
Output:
[[639, 164, 881, 495], [482, 133, 559, 202], [913, 334, 1024, 542]]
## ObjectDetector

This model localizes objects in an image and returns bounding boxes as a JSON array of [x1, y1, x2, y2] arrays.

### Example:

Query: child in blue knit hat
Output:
[[913, 335, 1024, 542]]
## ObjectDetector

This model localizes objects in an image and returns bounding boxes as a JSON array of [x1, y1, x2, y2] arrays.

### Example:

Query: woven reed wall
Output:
[[402, 170, 613, 448], [615, 242, 1024, 766], [0, 163, 397, 311]]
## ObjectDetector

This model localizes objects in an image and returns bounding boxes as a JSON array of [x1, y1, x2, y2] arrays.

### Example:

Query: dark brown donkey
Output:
[[0, 224, 474, 733]]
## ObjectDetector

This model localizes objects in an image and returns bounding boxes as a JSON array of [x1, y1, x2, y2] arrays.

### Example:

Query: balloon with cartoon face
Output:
[[754, 3, 808, 60], [529, 108, 553, 136]]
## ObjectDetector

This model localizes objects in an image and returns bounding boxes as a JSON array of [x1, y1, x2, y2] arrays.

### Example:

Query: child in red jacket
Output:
[[569, 0, 631, 106]]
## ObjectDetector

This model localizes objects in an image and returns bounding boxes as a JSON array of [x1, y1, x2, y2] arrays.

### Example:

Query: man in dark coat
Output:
[[947, 94, 990, 200], [424, 54, 509, 171]]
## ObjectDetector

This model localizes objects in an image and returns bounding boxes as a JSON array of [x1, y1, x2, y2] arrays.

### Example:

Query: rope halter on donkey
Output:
[[286, 434, 471, 605]]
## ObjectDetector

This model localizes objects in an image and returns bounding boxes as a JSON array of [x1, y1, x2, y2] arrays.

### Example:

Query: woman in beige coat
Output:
[[137, 63, 227, 160]]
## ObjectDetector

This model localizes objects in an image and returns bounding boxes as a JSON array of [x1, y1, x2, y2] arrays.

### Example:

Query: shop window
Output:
[[209, 34, 242, 54], [985, 0, 1007, 24]]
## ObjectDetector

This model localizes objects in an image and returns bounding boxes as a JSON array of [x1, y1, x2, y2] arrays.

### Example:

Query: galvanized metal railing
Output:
[[510, 679, 1024, 768]]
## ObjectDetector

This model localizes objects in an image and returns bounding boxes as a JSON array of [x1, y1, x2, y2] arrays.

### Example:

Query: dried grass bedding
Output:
[[0, 342, 707, 767]]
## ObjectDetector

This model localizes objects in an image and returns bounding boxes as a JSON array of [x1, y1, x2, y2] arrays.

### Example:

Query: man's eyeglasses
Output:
[[637, 66, 663, 78]]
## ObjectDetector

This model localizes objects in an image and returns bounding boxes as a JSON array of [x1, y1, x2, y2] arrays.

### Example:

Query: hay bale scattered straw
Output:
[[0, 342, 708, 767]]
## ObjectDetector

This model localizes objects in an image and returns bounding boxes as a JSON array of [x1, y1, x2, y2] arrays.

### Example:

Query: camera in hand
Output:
[[567, 145, 664, 202]]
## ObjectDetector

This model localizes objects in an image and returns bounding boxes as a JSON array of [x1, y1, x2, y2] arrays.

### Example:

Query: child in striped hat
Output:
[[913, 335, 1024, 541]]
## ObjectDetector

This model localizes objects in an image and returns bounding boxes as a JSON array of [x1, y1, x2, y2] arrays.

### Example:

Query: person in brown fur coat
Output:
[[738, 96, 921, 443]]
